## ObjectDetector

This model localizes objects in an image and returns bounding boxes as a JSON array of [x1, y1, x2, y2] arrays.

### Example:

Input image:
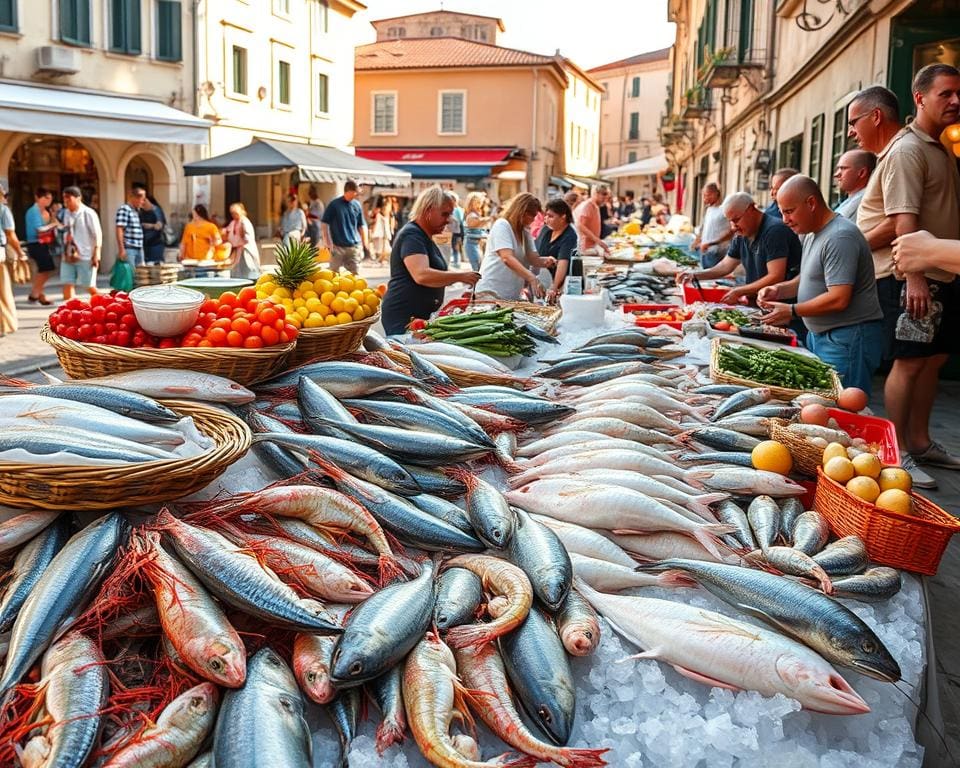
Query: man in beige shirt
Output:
[[853, 68, 960, 487]]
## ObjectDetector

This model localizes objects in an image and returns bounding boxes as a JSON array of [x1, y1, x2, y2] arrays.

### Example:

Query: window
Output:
[[314, 0, 328, 34], [0, 0, 17, 31], [628, 150, 637, 163], [829, 105, 857, 205], [231, 44, 248, 96], [429, 26, 443, 36], [778, 134, 803, 173], [60, 0, 91, 45], [386, 26, 405, 38], [631, 76, 640, 98], [272, 0, 289, 16], [724, 0, 755, 63], [372, 92, 397, 135], [155, 0, 181, 61], [277, 60, 291, 107], [602, 82, 609, 100], [110, 0, 140, 54], [315, 72, 329, 113], [628, 112, 639, 141], [808, 113, 824, 185], [438, 90, 465, 134]]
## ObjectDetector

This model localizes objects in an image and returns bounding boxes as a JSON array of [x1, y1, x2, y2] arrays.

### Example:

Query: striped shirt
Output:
[[115, 203, 144, 249]]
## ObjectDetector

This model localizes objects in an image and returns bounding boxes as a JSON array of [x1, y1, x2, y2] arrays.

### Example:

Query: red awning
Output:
[[356, 147, 516, 165]]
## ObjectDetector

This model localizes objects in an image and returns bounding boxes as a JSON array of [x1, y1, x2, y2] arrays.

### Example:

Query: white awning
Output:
[[0, 82, 210, 144], [600, 153, 669, 179]]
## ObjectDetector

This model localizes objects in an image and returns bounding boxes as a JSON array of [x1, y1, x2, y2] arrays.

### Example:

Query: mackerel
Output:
[[812, 536, 870, 577], [830, 568, 902, 602], [0, 509, 61, 554], [710, 387, 772, 421], [434, 567, 484, 631], [41, 367, 255, 403], [505, 507, 572, 610], [0, 517, 70, 633], [258, 360, 423, 397]]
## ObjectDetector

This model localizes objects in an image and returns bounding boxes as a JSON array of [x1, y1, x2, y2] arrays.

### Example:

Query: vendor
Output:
[[380, 186, 480, 336], [475, 194, 556, 300], [536, 199, 578, 304], [758, 175, 883, 394], [677, 192, 802, 304]]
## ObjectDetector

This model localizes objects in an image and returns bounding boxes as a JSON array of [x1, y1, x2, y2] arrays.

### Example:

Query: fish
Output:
[[402, 388, 507, 448], [711, 415, 776, 437], [253, 399, 306, 426], [493, 431, 517, 464], [635, 558, 900, 682], [454, 641, 608, 767], [511, 449, 698, 486], [538, 355, 633, 379], [763, 546, 834, 594], [504, 507, 572, 610], [401, 463, 468, 497], [444, 391, 578, 425], [407, 347, 458, 390], [213, 647, 312, 768], [500, 605, 577, 746], [268, 517, 383, 571], [328, 687, 363, 768], [529, 515, 638, 569], [442, 399, 527, 434], [297, 376, 357, 424], [186, 752, 213, 768], [407, 341, 513, 372], [542, 419, 683, 447], [101, 682, 219, 768], [0, 426, 179, 465], [0, 518, 70, 633], [747, 495, 782, 553], [434, 567, 485, 631], [409, 493, 475, 534], [830, 568, 902, 602], [693, 384, 750, 396], [677, 451, 756, 468], [454, 470, 516, 549], [575, 580, 870, 714], [518, 436, 676, 470], [557, 402, 683, 433], [158, 510, 342, 634], [576, 328, 656, 347], [236, 408, 309, 477], [0, 380, 180, 423], [293, 633, 337, 704], [342, 398, 496, 449], [602, 530, 735, 564], [812, 536, 870, 577], [258, 360, 424, 398], [136, 530, 247, 687], [42, 368, 255, 403], [688, 467, 806, 496], [714, 500, 756, 551], [369, 666, 407, 755], [570, 342, 646, 356], [680, 426, 762, 452], [737, 404, 802, 420], [791, 510, 830, 556], [0, 511, 126, 695], [785, 423, 851, 445], [405, 353, 509, 376], [779, 498, 806, 542], [570, 552, 693, 591], [0, 509, 61, 554], [573, 388, 711, 422], [18, 632, 109, 768], [711, 387, 772, 421], [556, 589, 601, 657]]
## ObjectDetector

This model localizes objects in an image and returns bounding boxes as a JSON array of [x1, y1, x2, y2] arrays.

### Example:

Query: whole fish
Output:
[[342, 398, 496, 449], [213, 648, 312, 768], [791, 510, 830, 555], [102, 682, 218, 768], [517, 432, 677, 461], [575, 390, 710, 422], [543, 419, 683, 447], [565, 371, 681, 391], [511, 448, 698, 486], [830, 568, 902, 602], [575, 580, 870, 714], [0, 381, 179, 423], [711, 387, 772, 421], [236, 408, 309, 477], [558, 402, 682, 433], [573, 343, 646, 356], [714, 499, 756, 550], [455, 470, 516, 549], [779, 498, 806, 542], [681, 426, 762, 452], [635, 558, 900, 682], [504, 507, 572, 610], [297, 376, 357, 424], [293, 633, 337, 704], [369, 666, 407, 755], [41, 368, 255, 403], [328, 687, 362, 768], [693, 384, 749, 396], [747, 496, 782, 553], [570, 552, 692, 591], [711, 415, 776, 438], [407, 353, 507, 376], [269, 517, 382, 571], [0, 518, 70, 633], [577, 328, 663, 347], [763, 546, 834, 594], [402, 463, 468, 497], [688, 467, 806, 496], [678, 451, 755, 468], [0, 509, 61, 554], [785, 423, 851, 445], [409, 493, 475, 534], [445, 391, 576, 425], [519, 437, 674, 469], [409, 341, 513, 372], [158, 510, 342, 633], [737, 404, 802, 420], [407, 347, 458, 390], [18, 632, 108, 768], [434, 567, 485, 631], [0, 512, 126, 695], [402, 389, 507, 449], [259, 361, 423, 398], [0, 426, 178, 465], [443, 399, 527, 433], [812, 536, 870, 577], [331, 561, 436, 686], [538, 355, 630, 379], [602, 530, 733, 564], [500, 605, 576, 746], [529, 515, 638, 569], [556, 589, 601, 656]]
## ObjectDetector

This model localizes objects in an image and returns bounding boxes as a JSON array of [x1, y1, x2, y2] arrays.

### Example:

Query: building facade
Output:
[[0, 0, 206, 266], [370, 9, 504, 44]]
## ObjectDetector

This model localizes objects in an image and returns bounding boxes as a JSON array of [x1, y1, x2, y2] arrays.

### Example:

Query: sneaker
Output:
[[912, 440, 960, 470], [900, 454, 938, 490]]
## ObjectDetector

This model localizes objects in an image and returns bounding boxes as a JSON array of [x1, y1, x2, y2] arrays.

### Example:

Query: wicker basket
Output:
[[0, 400, 252, 511], [813, 467, 960, 575], [767, 418, 823, 476], [709, 337, 841, 400], [381, 348, 532, 390], [465, 296, 563, 335], [287, 312, 380, 367], [41, 324, 293, 386]]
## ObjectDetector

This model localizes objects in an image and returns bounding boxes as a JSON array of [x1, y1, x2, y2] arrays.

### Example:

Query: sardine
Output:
[[369, 666, 407, 755], [763, 545, 833, 594], [779, 498, 805, 542], [812, 536, 870, 577], [0, 381, 179, 423], [0, 509, 61, 554], [341, 398, 495, 449], [408, 493, 474, 534], [434, 567, 484, 631], [445, 391, 575, 426], [714, 499, 757, 550], [0, 427, 177, 465], [681, 426, 762, 452], [711, 387, 772, 421], [737, 404, 802, 420], [43, 368, 255, 403], [407, 347, 457, 389], [0, 518, 70, 633], [791, 510, 830, 555], [711, 415, 776, 437], [401, 388, 505, 449], [455, 470, 515, 549], [747, 495, 782, 552], [677, 451, 756, 468], [259, 361, 423, 397], [693, 384, 749, 396], [505, 507, 572, 610], [539, 355, 631, 379], [297, 376, 357, 424], [830, 567, 902, 602]]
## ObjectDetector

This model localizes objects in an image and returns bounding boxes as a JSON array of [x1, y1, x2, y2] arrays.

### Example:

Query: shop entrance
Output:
[[889, 3, 960, 119]]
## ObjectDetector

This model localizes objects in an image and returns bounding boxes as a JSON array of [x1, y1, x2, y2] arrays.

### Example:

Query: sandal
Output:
[[28, 295, 52, 306]]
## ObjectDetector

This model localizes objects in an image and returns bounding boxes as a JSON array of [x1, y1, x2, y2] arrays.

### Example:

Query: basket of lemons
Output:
[[257, 241, 382, 365]]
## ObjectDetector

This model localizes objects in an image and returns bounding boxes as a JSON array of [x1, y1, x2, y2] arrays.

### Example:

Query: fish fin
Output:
[[617, 648, 663, 662], [690, 526, 736, 561], [38, 369, 62, 384], [450, 685, 478, 738], [0, 374, 31, 388], [670, 664, 741, 691], [162, 385, 197, 394], [657, 570, 697, 588]]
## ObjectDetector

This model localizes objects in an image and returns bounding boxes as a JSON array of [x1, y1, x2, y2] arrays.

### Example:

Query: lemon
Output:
[[293, 298, 306, 309], [354, 277, 367, 290], [364, 293, 380, 309], [344, 298, 359, 314], [350, 289, 365, 302], [331, 297, 346, 314], [851, 452, 881, 480], [324, 314, 339, 327], [302, 290, 318, 301], [260, 281, 277, 294], [298, 281, 315, 293], [305, 297, 322, 312], [320, 291, 336, 306], [824, 456, 856, 483], [846, 476, 881, 503], [317, 269, 334, 281], [297, 306, 310, 320], [751, 440, 793, 475], [878, 467, 912, 493], [339, 276, 355, 293], [316, 304, 331, 318], [304, 314, 324, 328], [875, 488, 914, 515], [822, 442, 848, 466], [314, 279, 333, 294], [336, 311, 353, 324], [273, 286, 291, 299], [336, 290, 350, 299]]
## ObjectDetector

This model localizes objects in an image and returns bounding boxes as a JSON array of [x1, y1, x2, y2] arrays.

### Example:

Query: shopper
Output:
[[380, 186, 480, 336], [475, 193, 556, 300], [758, 175, 883, 394], [25, 187, 57, 305], [115, 186, 146, 269], [833, 150, 875, 220], [563, 190, 582, 211], [463, 192, 489, 272], [853, 70, 960, 485], [677, 191, 802, 304], [691, 183, 732, 268], [137, 186, 167, 265], [620, 190, 637, 218], [279, 194, 307, 247], [764, 168, 799, 220], [536, 198, 578, 304], [180, 204, 222, 262], [321, 180, 368, 274], [574, 184, 612, 256], [369, 196, 392, 265], [306, 187, 324, 248], [222, 202, 260, 281], [450, 192, 465, 267], [0, 186, 26, 334], [59, 186, 103, 301]]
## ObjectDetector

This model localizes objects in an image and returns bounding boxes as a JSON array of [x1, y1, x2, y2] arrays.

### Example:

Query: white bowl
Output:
[[129, 285, 205, 337]]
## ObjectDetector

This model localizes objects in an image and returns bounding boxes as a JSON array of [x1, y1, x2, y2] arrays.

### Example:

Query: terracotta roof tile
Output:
[[355, 37, 557, 71]]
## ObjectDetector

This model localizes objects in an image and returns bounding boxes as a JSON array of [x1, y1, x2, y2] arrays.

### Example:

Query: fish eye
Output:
[[538, 706, 553, 723], [861, 639, 877, 654], [210, 658, 223, 671], [307, 671, 317, 683], [349, 661, 363, 675], [584, 631, 593, 639]]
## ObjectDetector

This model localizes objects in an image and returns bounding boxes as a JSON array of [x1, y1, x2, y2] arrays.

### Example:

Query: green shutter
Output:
[[279, 61, 291, 105], [157, 0, 181, 61], [61, 0, 91, 45], [0, 0, 17, 31], [110, 0, 140, 54]]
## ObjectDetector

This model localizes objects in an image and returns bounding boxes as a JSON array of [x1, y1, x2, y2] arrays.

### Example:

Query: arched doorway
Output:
[[9, 136, 100, 231], [124, 156, 154, 195]]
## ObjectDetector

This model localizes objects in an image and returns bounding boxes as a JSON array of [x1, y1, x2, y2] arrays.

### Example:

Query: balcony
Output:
[[698, 46, 765, 90], [680, 85, 711, 121]]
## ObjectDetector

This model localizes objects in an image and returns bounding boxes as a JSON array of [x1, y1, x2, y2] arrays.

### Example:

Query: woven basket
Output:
[[0, 400, 252, 511], [466, 296, 562, 335], [709, 337, 841, 400], [381, 348, 532, 390], [813, 467, 960, 575], [287, 312, 380, 367], [767, 418, 823, 477], [41, 324, 293, 386]]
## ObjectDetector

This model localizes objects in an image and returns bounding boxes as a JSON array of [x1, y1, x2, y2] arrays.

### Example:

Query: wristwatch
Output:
[[790, 304, 798, 318]]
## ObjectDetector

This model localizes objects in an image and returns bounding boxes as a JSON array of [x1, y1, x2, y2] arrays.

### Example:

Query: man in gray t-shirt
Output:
[[757, 175, 884, 394]]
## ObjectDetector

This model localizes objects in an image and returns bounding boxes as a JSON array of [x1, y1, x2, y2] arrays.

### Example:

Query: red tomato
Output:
[[120, 314, 138, 329], [200, 299, 219, 314], [207, 327, 228, 346], [226, 330, 244, 347], [219, 291, 239, 308], [243, 335, 264, 349], [260, 325, 280, 345], [212, 317, 232, 331], [216, 304, 234, 319], [116, 330, 131, 347], [158, 338, 177, 349], [65, 298, 85, 311], [198, 339, 213, 348], [231, 317, 251, 335], [283, 323, 299, 341], [199, 312, 217, 327], [237, 287, 257, 304], [245, 299, 260, 314], [257, 307, 278, 326], [78, 324, 93, 340]]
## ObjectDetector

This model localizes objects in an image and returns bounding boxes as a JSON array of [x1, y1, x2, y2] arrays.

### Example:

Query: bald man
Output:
[[834, 150, 876, 219], [758, 174, 884, 394]]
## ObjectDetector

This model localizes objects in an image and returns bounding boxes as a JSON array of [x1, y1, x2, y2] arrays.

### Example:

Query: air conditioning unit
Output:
[[35, 46, 80, 75]]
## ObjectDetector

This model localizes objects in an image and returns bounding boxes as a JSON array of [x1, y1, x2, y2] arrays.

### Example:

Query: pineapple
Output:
[[273, 239, 319, 289]]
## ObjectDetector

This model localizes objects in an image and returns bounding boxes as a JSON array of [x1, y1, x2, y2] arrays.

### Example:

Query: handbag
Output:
[[62, 241, 81, 264], [37, 228, 55, 245]]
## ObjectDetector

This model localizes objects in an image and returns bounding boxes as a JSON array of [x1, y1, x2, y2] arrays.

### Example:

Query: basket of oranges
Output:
[[256, 241, 383, 365]]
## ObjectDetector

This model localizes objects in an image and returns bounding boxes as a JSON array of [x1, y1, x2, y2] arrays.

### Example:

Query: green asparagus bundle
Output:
[[411, 309, 538, 357]]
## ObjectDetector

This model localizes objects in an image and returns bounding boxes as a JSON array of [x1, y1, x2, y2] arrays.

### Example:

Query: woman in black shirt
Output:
[[380, 186, 480, 335], [535, 198, 578, 304]]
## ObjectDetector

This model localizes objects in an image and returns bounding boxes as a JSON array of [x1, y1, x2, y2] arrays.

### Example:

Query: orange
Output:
[[751, 440, 793, 475], [261, 325, 280, 345]]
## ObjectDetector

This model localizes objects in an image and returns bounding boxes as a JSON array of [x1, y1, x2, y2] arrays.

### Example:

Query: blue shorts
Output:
[[60, 259, 96, 289], [125, 246, 145, 267], [806, 320, 884, 396]]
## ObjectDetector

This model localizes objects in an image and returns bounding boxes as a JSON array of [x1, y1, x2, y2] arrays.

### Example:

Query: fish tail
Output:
[[0, 374, 30, 388], [374, 719, 406, 755], [691, 526, 736, 561], [812, 565, 834, 595], [559, 748, 611, 767], [445, 622, 495, 650]]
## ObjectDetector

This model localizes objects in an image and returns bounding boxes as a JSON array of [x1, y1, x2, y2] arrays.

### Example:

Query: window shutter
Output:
[[0, 0, 16, 30], [127, 0, 141, 53], [156, 0, 181, 61]]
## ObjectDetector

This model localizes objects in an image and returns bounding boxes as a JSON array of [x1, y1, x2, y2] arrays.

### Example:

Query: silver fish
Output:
[[830, 567, 902, 602], [237, 410, 309, 478], [407, 348, 457, 389], [791, 510, 830, 555], [327, 686, 362, 768], [434, 567, 484, 631], [505, 507, 572, 610], [0, 509, 61, 554], [400, 389, 502, 450], [408, 493, 474, 534], [779, 498, 806, 542], [445, 392, 575, 426], [539, 355, 631, 379], [260, 361, 423, 398], [0, 382, 179, 424], [812, 536, 870, 577], [693, 384, 750, 396], [0, 426, 178, 464], [689, 467, 806, 496], [457, 472, 516, 549], [401, 464, 467, 498], [763, 545, 833, 594], [545, 419, 683, 446], [0, 517, 70, 633], [681, 426, 762, 452], [677, 451, 755, 468], [42, 368, 255, 403], [737, 404, 802, 420], [747, 496, 782, 552], [560, 361, 660, 387], [369, 666, 407, 755], [297, 376, 357, 424], [714, 499, 757, 551], [341, 398, 496, 449], [711, 387, 772, 421], [711, 415, 775, 437]]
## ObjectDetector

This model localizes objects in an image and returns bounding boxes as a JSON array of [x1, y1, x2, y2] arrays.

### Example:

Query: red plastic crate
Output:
[[438, 297, 471, 316], [622, 303, 691, 329], [682, 283, 748, 305], [798, 479, 817, 510], [826, 408, 900, 467]]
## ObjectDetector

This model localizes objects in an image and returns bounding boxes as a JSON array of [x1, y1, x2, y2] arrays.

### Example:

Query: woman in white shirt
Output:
[[475, 193, 556, 300]]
